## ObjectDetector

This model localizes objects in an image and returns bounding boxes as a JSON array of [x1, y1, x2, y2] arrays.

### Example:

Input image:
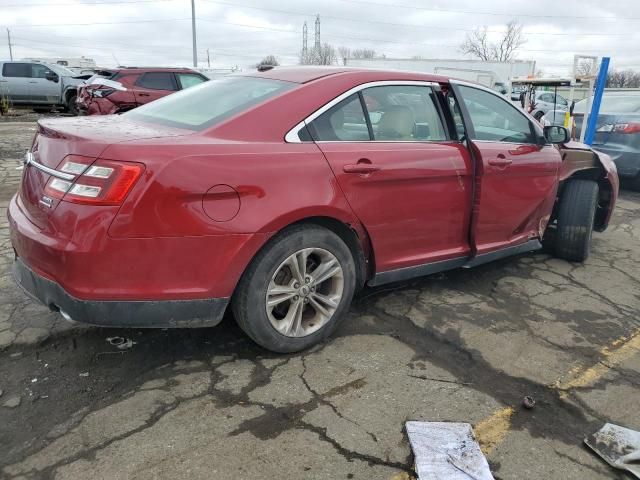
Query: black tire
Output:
[[533, 110, 545, 121], [631, 173, 640, 192], [232, 224, 356, 353], [32, 106, 51, 113], [555, 179, 599, 262], [66, 94, 78, 115]]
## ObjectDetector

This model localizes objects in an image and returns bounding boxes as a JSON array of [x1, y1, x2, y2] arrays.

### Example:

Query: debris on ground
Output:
[[522, 396, 536, 409], [585, 423, 640, 478], [3, 396, 21, 408], [79, 372, 89, 377], [406, 421, 494, 479], [106, 336, 137, 350]]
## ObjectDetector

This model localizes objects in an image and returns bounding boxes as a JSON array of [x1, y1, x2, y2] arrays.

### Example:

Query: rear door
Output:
[[452, 83, 561, 254], [29, 64, 61, 104], [0, 62, 31, 103], [309, 82, 473, 273], [133, 72, 177, 105]]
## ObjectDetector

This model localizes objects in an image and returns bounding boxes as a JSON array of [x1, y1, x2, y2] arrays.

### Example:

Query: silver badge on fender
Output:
[[39, 196, 53, 208]]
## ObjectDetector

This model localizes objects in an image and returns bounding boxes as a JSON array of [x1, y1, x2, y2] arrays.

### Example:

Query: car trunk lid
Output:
[[19, 116, 190, 228]]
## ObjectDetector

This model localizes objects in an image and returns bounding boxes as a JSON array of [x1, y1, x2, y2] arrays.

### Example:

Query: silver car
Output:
[[0, 61, 83, 114], [530, 91, 569, 120]]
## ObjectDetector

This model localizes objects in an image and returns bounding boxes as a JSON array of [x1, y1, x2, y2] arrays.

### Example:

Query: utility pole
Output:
[[7, 29, 13, 61], [191, 0, 197, 67], [206, 48, 211, 68]]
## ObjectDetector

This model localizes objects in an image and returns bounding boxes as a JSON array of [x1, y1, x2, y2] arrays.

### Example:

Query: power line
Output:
[[2, 0, 175, 6], [6, 17, 191, 28], [336, 0, 640, 21], [199, 0, 639, 36]]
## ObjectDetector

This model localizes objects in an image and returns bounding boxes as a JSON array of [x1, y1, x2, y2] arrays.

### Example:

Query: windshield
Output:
[[46, 63, 77, 77], [125, 76, 295, 131], [574, 95, 640, 114]]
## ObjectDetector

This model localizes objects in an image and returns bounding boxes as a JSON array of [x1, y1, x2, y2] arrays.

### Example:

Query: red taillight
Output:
[[613, 122, 640, 134], [44, 156, 144, 206]]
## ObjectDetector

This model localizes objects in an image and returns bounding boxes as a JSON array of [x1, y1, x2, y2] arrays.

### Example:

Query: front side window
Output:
[[458, 85, 536, 144], [125, 76, 294, 131], [177, 73, 207, 89], [2, 63, 32, 78], [136, 72, 177, 91], [31, 64, 51, 79], [306, 84, 447, 142]]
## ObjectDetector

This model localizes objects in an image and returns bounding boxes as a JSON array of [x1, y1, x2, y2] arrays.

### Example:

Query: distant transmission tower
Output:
[[302, 21, 308, 57], [314, 14, 320, 49]]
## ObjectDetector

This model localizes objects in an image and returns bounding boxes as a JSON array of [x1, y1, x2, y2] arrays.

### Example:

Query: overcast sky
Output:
[[2, 0, 640, 75]]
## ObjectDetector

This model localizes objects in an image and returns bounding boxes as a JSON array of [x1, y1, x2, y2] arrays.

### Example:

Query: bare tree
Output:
[[338, 46, 351, 65], [460, 20, 525, 62], [300, 43, 338, 66], [575, 59, 595, 77], [256, 55, 279, 68], [607, 69, 640, 88], [351, 48, 376, 59]]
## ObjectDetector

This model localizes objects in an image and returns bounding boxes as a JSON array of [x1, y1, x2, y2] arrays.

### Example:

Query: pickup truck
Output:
[[0, 61, 84, 114]]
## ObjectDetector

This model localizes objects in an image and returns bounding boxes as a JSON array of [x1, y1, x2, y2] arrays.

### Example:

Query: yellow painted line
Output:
[[473, 328, 640, 456], [474, 406, 515, 455], [555, 329, 640, 392]]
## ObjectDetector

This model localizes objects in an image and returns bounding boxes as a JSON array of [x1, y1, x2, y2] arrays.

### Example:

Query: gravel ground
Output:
[[0, 119, 639, 480]]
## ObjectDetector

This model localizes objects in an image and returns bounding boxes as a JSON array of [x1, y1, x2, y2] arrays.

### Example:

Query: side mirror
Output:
[[544, 125, 570, 144], [45, 71, 59, 83]]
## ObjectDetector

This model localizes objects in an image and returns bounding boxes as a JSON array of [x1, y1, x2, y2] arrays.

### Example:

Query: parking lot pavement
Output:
[[1, 120, 638, 479]]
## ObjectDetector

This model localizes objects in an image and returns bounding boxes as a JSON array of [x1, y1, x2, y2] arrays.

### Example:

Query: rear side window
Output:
[[136, 72, 177, 91], [125, 76, 294, 131], [306, 84, 447, 142], [308, 94, 370, 141], [2, 63, 32, 78], [177, 73, 206, 89], [362, 85, 447, 141]]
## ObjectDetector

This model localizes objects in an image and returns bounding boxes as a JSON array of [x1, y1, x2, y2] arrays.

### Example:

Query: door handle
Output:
[[343, 159, 380, 174], [488, 154, 513, 167], [138, 92, 150, 96]]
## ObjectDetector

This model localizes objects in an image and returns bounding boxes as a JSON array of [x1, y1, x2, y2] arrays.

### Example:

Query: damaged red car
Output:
[[76, 67, 207, 115], [10, 67, 618, 353]]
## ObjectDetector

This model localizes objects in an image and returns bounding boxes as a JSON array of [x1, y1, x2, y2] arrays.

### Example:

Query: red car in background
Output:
[[10, 67, 618, 353], [76, 67, 207, 115]]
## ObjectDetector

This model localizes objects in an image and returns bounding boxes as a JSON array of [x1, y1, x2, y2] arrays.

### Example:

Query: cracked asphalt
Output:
[[1, 120, 639, 479]]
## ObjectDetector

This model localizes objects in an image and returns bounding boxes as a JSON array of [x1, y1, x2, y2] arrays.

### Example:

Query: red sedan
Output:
[[9, 67, 618, 352]]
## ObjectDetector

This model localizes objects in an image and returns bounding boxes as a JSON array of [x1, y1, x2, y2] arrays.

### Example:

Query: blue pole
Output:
[[584, 57, 610, 146]]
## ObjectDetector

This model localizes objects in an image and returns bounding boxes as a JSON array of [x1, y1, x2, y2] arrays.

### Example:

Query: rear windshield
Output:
[[574, 95, 640, 114], [125, 76, 294, 131]]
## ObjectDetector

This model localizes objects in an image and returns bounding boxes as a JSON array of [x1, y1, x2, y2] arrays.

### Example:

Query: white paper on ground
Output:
[[405, 421, 495, 480], [585, 423, 640, 478]]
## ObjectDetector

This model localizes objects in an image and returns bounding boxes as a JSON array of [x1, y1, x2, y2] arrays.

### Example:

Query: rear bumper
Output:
[[13, 257, 229, 328]]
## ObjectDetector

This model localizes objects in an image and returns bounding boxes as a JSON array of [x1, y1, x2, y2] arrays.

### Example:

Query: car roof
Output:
[[240, 66, 450, 84], [112, 67, 200, 74]]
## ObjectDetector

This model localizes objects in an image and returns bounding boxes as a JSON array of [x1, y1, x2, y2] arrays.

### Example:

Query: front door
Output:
[[452, 84, 562, 254], [309, 83, 473, 273], [29, 64, 61, 104]]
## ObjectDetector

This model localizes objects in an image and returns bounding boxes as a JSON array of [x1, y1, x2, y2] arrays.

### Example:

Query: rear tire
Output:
[[555, 180, 599, 262], [232, 224, 356, 353]]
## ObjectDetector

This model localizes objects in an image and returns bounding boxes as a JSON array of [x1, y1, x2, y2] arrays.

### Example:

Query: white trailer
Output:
[[345, 58, 536, 93]]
